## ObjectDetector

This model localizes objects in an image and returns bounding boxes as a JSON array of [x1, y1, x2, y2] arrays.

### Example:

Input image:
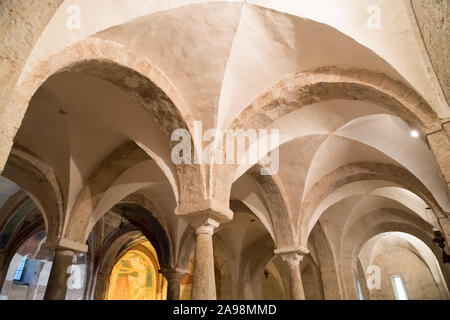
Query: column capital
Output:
[[274, 245, 309, 256], [43, 238, 88, 253], [175, 199, 233, 225], [275, 246, 309, 265], [275, 246, 307, 300], [161, 267, 187, 300], [159, 267, 189, 280]]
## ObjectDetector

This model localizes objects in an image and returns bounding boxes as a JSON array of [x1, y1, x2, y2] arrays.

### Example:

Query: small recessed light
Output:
[[410, 130, 419, 138]]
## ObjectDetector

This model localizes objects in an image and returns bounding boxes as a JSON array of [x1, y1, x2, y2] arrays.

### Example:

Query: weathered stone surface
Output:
[[412, 0, 450, 104], [0, 1, 449, 301], [0, 0, 62, 109], [191, 219, 219, 300], [427, 129, 450, 197], [43, 248, 76, 300], [275, 250, 306, 300], [160, 268, 188, 300]]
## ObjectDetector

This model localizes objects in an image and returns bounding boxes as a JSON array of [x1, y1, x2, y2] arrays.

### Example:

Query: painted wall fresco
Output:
[[107, 249, 156, 300], [180, 257, 194, 300]]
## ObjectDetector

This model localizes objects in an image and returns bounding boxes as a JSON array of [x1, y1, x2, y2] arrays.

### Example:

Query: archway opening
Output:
[[359, 232, 450, 300], [262, 258, 287, 300], [107, 240, 166, 300]]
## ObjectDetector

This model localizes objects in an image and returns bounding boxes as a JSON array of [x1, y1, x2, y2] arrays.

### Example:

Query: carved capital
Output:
[[159, 267, 189, 281], [274, 246, 309, 267], [175, 199, 233, 224]]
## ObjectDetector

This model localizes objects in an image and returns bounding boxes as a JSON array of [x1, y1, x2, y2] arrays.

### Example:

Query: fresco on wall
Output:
[[180, 257, 194, 300], [107, 250, 156, 300]]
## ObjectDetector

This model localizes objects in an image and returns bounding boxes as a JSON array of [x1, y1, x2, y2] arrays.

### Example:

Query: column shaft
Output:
[[275, 247, 308, 300], [163, 271, 185, 300], [175, 204, 232, 300], [284, 255, 306, 300], [44, 249, 76, 300], [191, 222, 218, 300]]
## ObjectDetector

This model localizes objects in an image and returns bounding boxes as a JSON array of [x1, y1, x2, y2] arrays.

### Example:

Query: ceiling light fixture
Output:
[[410, 130, 419, 138]]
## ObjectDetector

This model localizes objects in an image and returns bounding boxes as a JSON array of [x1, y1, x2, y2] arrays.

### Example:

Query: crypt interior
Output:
[[0, 0, 449, 300]]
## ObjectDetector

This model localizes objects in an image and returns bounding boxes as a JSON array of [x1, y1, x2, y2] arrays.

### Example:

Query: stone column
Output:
[[160, 268, 188, 300], [43, 239, 88, 300], [175, 201, 233, 300], [275, 246, 309, 300], [44, 249, 76, 300], [191, 218, 219, 300]]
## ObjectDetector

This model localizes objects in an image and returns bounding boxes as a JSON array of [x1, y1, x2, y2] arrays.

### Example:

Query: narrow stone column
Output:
[[44, 249, 76, 300], [43, 238, 88, 300], [160, 268, 188, 300], [175, 201, 233, 300], [283, 253, 305, 300], [191, 218, 219, 300], [275, 246, 309, 300]]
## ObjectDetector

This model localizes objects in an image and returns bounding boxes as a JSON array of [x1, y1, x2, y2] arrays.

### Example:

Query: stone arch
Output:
[[237, 234, 275, 299], [2, 146, 63, 241], [211, 66, 441, 208], [339, 210, 450, 299], [300, 254, 325, 300], [230, 178, 276, 241], [0, 190, 29, 241], [0, 189, 30, 242], [355, 258, 370, 300], [177, 226, 195, 271], [94, 228, 165, 300], [1, 37, 204, 207], [263, 255, 289, 300], [112, 203, 172, 269], [230, 67, 439, 133], [92, 224, 142, 300], [63, 141, 158, 242], [0, 198, 40, 251], [61, 141, 176, 242], [299, 161, 446, 245], [246, 166, 295, 248], [119, 193, 172, 258], [91, 204, 171, 300], [307, 222, 343, 299], [363, 232, 449, 299]]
